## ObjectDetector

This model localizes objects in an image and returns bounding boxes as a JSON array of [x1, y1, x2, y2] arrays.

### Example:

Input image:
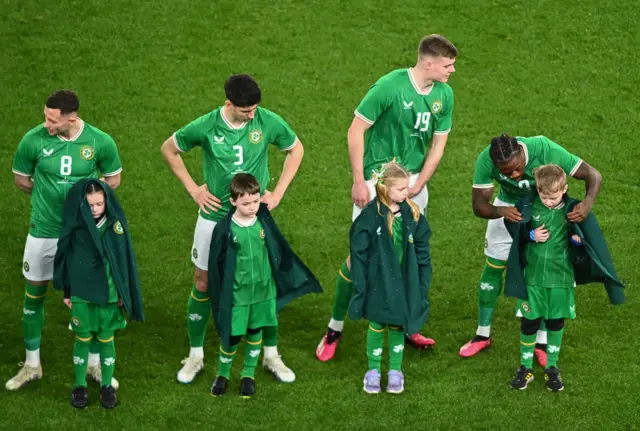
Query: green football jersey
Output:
[[472, 135, 582, 205], [355, 68, 454, 179], [12, 121, 122, 238], [173, 106, 297, 222], [392, 214, 404, 264], [230, 217, 276, 306], [524, 196, 575, 288]]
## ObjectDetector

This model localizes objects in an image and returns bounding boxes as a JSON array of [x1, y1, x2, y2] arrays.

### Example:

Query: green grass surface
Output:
[[1, 1, 638, 429]]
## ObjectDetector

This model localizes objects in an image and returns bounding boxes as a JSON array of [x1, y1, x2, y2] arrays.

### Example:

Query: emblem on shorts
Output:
[[72, 317, 80, 327], [522, 302, 530, 313], [114, 221, 124, 234], [23, 262, 30, 272], [408, 234, 414, 244], [431, 100, 443, 114], [80, 145, 95, 160], [249, 129, 263, 144], [192, 248, 198, 259], [484, 238, 488, 249], [260, 229, 265, 239]]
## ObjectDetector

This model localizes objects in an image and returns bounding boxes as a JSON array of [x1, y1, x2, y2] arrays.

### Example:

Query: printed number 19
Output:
[[413, 112, 431, 132]]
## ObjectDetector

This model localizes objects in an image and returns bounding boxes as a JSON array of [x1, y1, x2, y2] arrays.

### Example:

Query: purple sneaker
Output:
[[386, 370, 404, 394], [363, 369, 381, 394]]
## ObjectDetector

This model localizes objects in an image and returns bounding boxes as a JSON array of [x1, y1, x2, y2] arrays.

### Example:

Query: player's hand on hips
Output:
[[352, 180, 370, 209], [261, 190, 282, 211], [567, 201, 590, 223], [497, 206, 523, 222], [533, 224, 549, 242], [190, 184, 221, 214], [63, 298, 72, 309]]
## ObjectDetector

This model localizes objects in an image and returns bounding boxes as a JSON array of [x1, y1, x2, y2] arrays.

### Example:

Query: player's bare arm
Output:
[[472, 187, 522, 222], [14, 173, 34, 194], [161, 137, 221, 214], [262, 138, 304, 211], [102, 172, 121, 189], [348, 116, 373, 208], [409, 132, 448, 197], [567, 161, 602, 223]]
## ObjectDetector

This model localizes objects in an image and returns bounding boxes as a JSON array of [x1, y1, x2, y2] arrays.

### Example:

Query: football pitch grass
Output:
[[0, 1, 638, 429]]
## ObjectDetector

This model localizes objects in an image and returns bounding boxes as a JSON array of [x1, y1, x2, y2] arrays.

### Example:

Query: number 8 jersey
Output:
[[355, 68, 454, 179], [12, 121, 122, 238], [172, 107, 297, 222]]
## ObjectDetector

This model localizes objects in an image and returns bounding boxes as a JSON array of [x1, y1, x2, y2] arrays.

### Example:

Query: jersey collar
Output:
[[407, 68, 434, 96], [517, 141, 530, 166], [221, 108, 247, 130], [232, 215, 257, 227], [96, 215, 107, 228], [57, 119, 85, 142]]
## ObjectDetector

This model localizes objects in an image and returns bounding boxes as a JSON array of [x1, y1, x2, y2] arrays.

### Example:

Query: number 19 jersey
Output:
[[355, 68, 454, 178], [173, 107, 297, 222], [12, 121, 122, 238]]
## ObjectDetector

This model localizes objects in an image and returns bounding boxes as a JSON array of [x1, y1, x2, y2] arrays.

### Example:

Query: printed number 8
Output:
[[60, 156, 72, 175]]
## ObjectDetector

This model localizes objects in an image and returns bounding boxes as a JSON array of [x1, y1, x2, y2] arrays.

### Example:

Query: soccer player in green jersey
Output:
[[7, 90, 123, 391], [161, 75, 304, 384], [510, 165, 578, 391], [316, 35, 457, 361], [459, 134, 602, 361]]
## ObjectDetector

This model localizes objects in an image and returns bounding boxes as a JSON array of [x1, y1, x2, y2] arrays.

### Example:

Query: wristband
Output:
[[529, 230, 536, 242]]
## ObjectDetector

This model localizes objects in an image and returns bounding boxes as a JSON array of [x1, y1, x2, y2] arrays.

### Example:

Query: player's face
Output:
[[231, 192, 260, 218], [387, 177, 410, 204], [425, 56, 456, 83], [538, 184, 568, 209], [496, 153, 526, 181], [229, 103, 258, 123], [86, 191, 106, 219], [43, 107, 76, 136]]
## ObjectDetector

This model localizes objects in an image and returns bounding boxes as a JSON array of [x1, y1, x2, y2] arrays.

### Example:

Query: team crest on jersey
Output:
[[23, 262, 30, 272], [260, 229, 265, 239], [521, 302, 530, 313], [72, 317, 81, 327], [113, 221, 124, 234], [249, 129, 263, 144], [431, 100, 443, 114], [80, 145, 95, 160]]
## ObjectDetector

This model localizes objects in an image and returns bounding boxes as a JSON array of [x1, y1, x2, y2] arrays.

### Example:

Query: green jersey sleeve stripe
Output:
[[569, 159, 583, 176], [354, 110, 374, 125], [472, 183, 494, 189], [280, 137, 298, 151], [171, 133, 186, 152], [12, 168, 31, 177], [103, 167, 123, 177]]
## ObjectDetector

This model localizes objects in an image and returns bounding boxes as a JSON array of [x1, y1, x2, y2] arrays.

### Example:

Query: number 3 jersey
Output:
[[355, 68, 454, 179], [172, 107, 297, 222], [472, 135, 583, 205], [12, 121, 122, 238]]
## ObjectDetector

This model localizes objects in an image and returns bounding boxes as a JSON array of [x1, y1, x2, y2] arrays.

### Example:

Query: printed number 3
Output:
[[60, 155, 72, 175], [233, 145, 243, 165], [413, 112, 431, 132]]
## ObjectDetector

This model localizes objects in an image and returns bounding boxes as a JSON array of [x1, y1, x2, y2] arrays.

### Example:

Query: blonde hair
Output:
[[534, 164, 567, 194], [374, 162, 420, 235]]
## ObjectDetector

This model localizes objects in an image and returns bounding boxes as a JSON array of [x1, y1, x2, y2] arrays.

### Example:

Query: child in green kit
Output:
[[54, 179, 144, 408], [208, 173, 322, 398], [505, 164, 624, 391]]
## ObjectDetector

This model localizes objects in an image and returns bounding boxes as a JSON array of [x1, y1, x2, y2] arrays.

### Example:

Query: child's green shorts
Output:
[[516, 285, 576, 320], [231, 299, 277, 336], [71, 302, 127, 334]]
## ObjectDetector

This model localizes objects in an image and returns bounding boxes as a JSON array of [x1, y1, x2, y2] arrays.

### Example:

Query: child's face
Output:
[[387, 177, 410, 204], [538, 184, 568, 209], [87, 191, 106, 219], [231, 192, 261, 218]]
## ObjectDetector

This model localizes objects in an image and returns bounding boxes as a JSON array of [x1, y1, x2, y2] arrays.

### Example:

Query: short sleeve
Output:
[[12, 134, 38, 176], [267, 112, 297, 151], [97, 135, 123, 176], [540, 136, 582, 176], [354, 82, 391, 125], [472, 147, 495, 188], [173, 114, 209, 152], [434, 87, 454, 134]]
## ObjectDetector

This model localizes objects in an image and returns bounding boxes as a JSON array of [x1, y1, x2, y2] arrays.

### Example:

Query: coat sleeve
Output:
[[53, 184, 83, 295], [125, 227, 144, 321], [208, 218, 232, 348], [348, 217, 371, 321], [414, 215, 433, 297]]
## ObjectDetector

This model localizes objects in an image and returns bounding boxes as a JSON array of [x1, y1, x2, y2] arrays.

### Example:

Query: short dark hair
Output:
[[418, 34, 458, 59], [490, 133, 521, 165], [230, 173, 261, 200], [46, 90, 79, 114], [85, 182, 105, 195], [224, 74, 261, 107]]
